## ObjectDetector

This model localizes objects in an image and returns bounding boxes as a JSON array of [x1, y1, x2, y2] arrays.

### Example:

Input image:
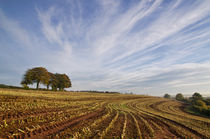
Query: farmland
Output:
[[0, 89, 210, 139]]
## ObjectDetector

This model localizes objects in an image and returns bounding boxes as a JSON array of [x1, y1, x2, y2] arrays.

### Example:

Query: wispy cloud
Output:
[[1, 0, 210, 95]]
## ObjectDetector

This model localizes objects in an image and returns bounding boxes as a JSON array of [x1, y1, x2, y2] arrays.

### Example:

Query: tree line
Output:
[[21, 67, 72, 91], [164, 93, 210, 116]]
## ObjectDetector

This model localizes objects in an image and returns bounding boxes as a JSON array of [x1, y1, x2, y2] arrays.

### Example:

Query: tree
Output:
[[192, 92, 203, 101], [55, 73, 72, 91], [21, 67, 50, 89], [164, 94, 171, 99], [21, 69, 33, 85], [47, 72, 58, 90], [175, 93, 184, 101]]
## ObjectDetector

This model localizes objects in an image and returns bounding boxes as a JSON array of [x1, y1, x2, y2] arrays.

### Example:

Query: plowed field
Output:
[[0, 89, 210, 139]]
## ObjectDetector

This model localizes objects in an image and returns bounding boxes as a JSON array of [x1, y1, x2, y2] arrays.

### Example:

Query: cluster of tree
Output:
[[164, 93, 188, 102], [164, 92, 210, 116], [190, 93, 210, 116], [21, 67, 71, 91]]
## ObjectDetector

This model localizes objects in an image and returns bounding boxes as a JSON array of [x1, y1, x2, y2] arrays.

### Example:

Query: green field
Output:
[[0, 88, 210, 138]]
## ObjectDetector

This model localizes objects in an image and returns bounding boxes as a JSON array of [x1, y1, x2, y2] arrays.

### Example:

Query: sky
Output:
[[0, 0, 210, 96]]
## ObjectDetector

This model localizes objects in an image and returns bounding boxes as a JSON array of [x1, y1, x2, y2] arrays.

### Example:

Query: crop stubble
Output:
[[0, 89, 210, 139]]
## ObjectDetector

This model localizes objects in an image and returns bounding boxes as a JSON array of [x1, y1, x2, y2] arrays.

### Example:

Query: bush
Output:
[[194, 100, 207, 108], [175, 93, 184, 101], [192, 92, 203, 101], [22, 84, 29, 90], [163, 94, 171, 99], [192, 100, 210, 116]]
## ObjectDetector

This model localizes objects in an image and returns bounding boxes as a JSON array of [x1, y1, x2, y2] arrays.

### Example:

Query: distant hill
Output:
[[0, 84, 22, 89], [0, 84, 120, 94], [0, 84, 49, 91]]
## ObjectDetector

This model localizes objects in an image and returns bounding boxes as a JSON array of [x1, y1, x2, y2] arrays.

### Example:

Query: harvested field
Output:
[[0, 88, 210, 139]]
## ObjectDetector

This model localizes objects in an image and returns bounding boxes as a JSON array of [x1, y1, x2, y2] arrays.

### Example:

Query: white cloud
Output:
[[1, 0, 210, 95], [34, 0, 210, 95]]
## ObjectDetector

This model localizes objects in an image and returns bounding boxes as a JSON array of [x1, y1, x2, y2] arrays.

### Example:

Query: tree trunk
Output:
[[47, 84, 49, 90], [36, 81, 40, 89]]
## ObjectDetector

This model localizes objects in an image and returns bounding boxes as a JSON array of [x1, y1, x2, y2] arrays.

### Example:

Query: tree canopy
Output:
[[47, 72, 58, 90], [21, 67, 49, 89], [21, 67, 71, 90], [192, 92, 203, 101], [55, 73, 72, 91], [163, 93, 171, 99], [175, 93, 184, 101]]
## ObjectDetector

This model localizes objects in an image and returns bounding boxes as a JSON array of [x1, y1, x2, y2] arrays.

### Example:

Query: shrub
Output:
[[192, 100, 210, 116], [175, 93, 184, 101], [22, 84, 29, 90], [194, 100, 207, 108], [163, 94, 171, 99], [192, 92, 203, 101]]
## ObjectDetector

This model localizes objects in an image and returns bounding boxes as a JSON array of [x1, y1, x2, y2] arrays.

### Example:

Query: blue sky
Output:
[[1, 0, 210, 96]]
